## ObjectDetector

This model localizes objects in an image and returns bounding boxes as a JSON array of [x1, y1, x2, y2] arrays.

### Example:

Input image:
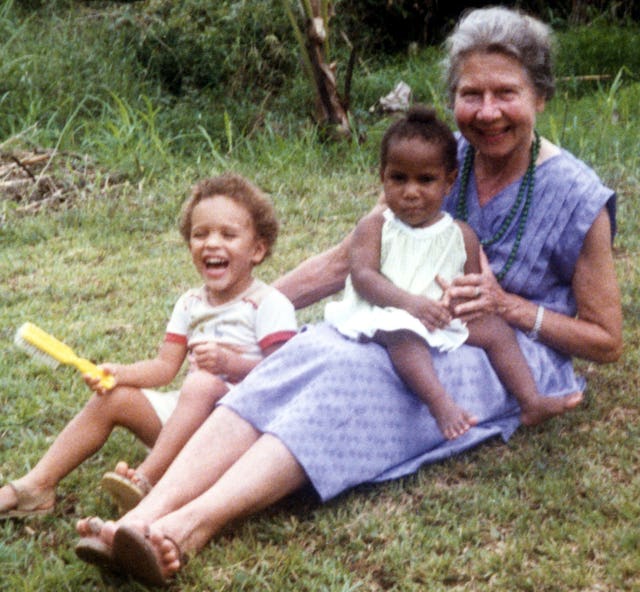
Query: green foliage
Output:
[[335, 0, 640, 53], [12, 0, 74, 11], [0, 5, 639, 588], [335, 0, 450, 51], [281, 0, 325, 95], [2, 0, 639, 175], [0, 6, 154, 143], [121, 0, 298, 96], [555, 23, 640, 92]]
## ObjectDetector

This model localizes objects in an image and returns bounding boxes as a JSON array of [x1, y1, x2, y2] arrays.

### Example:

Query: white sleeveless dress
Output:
[[324, 209, 468, 352]]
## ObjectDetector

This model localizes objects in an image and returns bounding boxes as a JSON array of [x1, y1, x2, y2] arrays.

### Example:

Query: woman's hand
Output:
[[439, 250, 506, 323]]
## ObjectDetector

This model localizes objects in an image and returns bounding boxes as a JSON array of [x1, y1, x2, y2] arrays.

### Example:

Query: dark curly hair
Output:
[[179, 173, 278, 259]]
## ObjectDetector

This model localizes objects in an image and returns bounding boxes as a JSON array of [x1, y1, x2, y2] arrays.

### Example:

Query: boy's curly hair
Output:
[[179, 173, 279, 259]]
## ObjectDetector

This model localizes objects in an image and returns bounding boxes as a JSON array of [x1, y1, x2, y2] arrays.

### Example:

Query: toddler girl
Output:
[[325, 105, 579, 439]]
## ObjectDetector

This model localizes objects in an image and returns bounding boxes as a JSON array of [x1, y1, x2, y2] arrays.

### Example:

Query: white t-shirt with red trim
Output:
[[165, 279, 297, 381]]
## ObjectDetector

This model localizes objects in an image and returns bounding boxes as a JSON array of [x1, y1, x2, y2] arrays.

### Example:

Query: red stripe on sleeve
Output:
[[165, 332, 187, 345], [258, 330, 297, 351]]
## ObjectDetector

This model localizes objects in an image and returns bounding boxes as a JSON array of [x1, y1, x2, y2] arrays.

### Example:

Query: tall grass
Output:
[[1, 2, 639, 590]]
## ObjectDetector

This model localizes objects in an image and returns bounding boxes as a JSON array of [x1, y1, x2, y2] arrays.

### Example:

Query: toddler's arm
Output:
[[438, 221, 483, 316], [458, 221, 481, 275]]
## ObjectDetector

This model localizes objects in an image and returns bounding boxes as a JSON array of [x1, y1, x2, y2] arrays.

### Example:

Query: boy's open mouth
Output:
[[205, 257, 228, 269]]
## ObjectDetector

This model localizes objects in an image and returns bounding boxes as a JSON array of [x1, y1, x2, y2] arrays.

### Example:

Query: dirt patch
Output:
[[0, 146, 127, 216]]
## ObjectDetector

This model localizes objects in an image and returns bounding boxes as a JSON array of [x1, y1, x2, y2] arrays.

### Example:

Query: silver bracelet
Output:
[[527, 305, 545, 341]]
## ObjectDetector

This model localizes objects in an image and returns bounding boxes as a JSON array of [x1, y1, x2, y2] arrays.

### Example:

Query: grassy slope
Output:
[[0, 4, 639, 591]]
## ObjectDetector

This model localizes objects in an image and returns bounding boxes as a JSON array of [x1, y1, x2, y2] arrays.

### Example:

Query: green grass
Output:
[[1, 2, 640, 591]]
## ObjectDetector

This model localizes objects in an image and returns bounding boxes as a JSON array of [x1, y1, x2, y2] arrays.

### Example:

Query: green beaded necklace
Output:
[[455, 131, 540, 281]]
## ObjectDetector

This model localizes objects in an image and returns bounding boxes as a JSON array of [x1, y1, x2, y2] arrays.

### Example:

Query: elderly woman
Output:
[[75, 6, 622, 586]]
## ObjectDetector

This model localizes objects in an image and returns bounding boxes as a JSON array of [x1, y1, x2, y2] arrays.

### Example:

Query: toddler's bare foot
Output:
[[432, 399, 478, 440], [520, 391, 583, 426]]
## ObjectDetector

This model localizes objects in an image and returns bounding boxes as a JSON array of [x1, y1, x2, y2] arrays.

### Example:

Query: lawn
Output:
[[1, 3, 639, 590]]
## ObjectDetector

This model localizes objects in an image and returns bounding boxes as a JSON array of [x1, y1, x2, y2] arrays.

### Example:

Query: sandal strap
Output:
[[8, 481, 55, 512], [164, 534, 187, 567], [132, 472, 152, 495]]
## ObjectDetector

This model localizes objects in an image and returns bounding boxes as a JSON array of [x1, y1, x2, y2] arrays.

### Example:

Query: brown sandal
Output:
[[101, 470, 152, 514], [75, 516, 121, 573], [0, 481, 55, 519], [112, 524, 184, 587]]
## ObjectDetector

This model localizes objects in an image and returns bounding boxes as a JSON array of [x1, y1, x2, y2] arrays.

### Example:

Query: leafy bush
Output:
[[117, 0, 299, 97], [555, 23, 640, 89], [334, 0, 640, 53], [0, 6, 147, 139], [3, 0, 639, 176]]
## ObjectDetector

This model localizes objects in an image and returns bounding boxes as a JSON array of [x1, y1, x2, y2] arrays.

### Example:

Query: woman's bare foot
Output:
[[75, 516, 119, 571], [76, 516, 118, 543], [149, 525, 182, 576], [431, 398, 478, 440], [520, 391, 583, 426], [111, 520, 183, 586]]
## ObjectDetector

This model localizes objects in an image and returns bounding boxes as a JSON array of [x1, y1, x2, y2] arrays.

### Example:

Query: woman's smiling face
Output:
[[453, 51, 545, 164]]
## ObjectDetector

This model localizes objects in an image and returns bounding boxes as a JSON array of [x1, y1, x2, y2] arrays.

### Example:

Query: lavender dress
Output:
[[221, 140, 616, 502]]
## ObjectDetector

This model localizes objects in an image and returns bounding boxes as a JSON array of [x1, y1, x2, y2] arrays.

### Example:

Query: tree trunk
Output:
[[305, 3, 351, 138]]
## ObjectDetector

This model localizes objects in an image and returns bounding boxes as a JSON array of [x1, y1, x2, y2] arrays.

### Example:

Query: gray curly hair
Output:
[[443, 6, 555, 106]]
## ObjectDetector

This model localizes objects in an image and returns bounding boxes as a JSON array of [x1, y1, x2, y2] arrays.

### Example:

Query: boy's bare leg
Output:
[[115, 371, 228, 487], [467, 316, 582, 425], [0, 387, 161, 513], [378, 330, 478, 439]]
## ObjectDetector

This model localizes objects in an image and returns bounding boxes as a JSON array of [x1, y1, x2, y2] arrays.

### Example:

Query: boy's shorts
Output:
[[141, 389, 180, 425]]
